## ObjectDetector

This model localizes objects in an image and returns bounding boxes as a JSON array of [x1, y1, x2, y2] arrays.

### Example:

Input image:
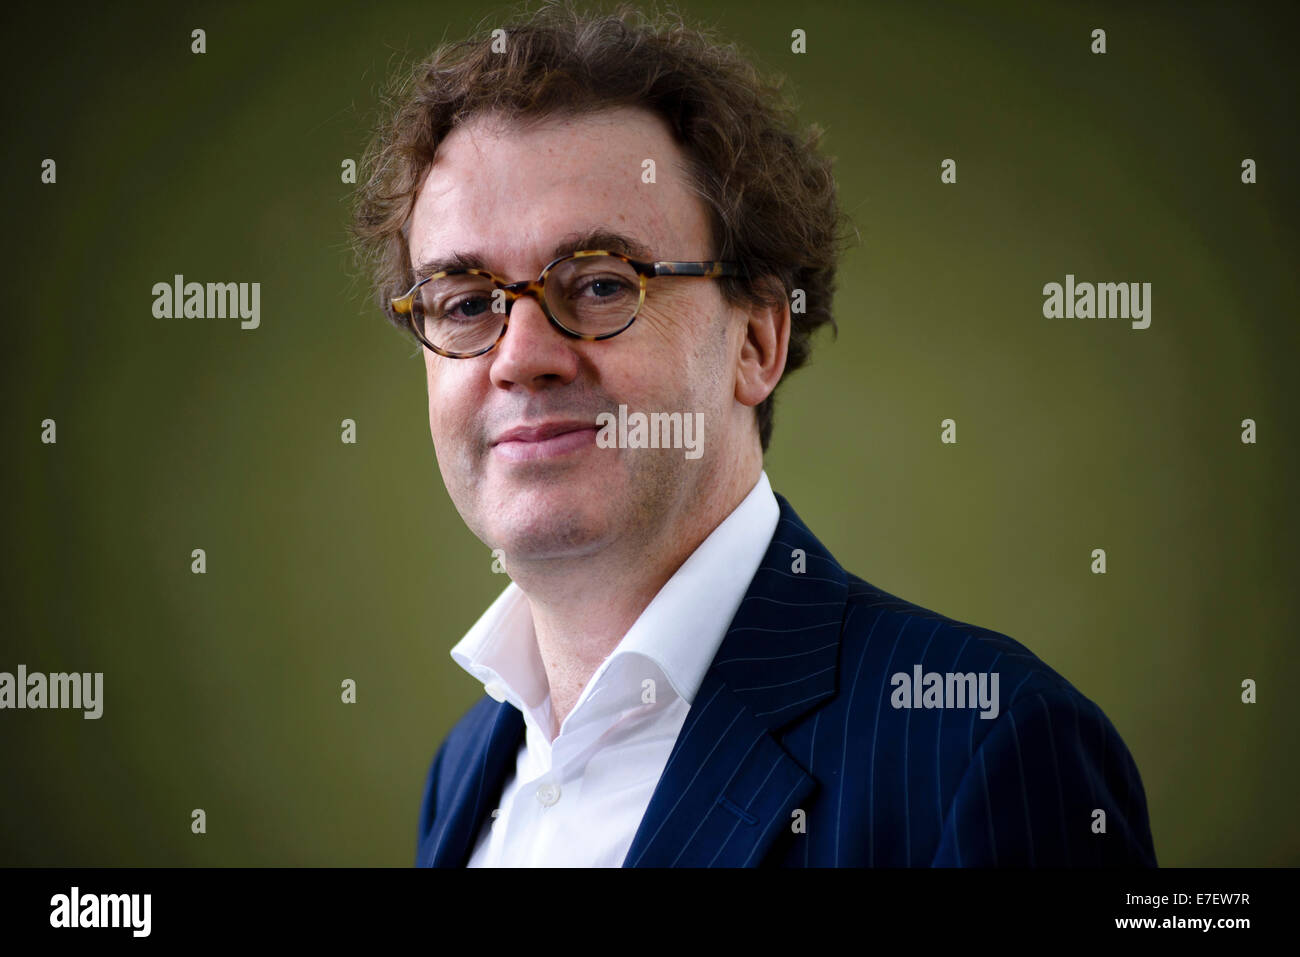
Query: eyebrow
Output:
[[411, 228, 657, 279]]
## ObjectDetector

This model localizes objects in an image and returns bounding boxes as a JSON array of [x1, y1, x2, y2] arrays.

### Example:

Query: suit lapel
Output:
[[623, 493, 848, 866], [424, 700, 524, 867]]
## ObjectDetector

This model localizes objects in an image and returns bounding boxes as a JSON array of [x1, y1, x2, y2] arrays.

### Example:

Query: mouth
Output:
[[491, 420, 599, 463]]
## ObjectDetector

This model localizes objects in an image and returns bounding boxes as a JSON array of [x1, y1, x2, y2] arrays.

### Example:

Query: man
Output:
[[350, 1, 1156, 867]]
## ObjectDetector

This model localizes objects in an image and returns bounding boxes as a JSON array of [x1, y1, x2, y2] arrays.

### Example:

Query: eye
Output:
[[441, 293, 494, 321], [574, 275, 634, 299]]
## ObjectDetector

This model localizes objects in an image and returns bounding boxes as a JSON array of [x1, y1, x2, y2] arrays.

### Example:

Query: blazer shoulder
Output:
[[829, 572, 1156, 866], [840, 571, 1079, 712]]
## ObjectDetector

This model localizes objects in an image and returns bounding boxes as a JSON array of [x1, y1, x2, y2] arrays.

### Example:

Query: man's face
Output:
[[408, 106, 745, 565]]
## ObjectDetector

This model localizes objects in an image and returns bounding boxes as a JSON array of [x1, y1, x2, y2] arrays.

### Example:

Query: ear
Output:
[[734, 279, 790, 409]]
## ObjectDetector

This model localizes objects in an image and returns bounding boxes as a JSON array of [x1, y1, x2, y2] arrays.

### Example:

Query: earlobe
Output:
[[734, 285, 790, 408]]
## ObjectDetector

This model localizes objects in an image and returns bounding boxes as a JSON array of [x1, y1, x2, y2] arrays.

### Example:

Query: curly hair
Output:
[[350, 0, 850, 452]]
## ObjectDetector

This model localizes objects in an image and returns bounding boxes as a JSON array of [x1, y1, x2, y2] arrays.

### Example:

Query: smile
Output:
[[491, 424, 598, 462]]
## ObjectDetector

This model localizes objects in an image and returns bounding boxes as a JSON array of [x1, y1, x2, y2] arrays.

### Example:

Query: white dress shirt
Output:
[[448, 469, 780, 867]]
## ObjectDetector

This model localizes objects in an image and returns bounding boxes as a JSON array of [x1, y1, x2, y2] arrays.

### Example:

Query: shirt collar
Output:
[[448, 470, 780, 720]]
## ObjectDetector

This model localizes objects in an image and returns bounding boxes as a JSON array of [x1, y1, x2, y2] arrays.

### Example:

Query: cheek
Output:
[[631, 288, 724, 372], [639, 292, 732, 382], [424, 360, 470, 454], [423, 357, 442, 432], [635, 288, 701, 340]]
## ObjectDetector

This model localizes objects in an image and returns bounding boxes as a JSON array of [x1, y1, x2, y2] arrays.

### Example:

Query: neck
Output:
[[514, 449, 762, 740]]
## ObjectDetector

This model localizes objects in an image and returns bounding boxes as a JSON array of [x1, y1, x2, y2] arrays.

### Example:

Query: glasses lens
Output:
[[414, 273, 503, 355], [545, 255, 642, 336]]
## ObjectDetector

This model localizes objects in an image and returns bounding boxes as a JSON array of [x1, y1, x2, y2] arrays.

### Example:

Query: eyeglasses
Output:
[[391, 249, 744, 358]]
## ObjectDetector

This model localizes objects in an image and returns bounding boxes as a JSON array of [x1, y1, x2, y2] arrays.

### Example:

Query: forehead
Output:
[[407, 106, 712, 274]]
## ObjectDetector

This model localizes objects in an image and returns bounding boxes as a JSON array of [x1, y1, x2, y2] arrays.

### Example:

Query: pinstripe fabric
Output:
[[416, 493, 1157, 867]]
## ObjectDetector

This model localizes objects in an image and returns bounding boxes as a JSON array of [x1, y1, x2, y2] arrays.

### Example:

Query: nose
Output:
[[487, 291, 582, 391]]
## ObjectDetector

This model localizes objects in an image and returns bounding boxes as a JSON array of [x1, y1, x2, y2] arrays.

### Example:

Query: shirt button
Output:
[[484, 682, 507, 702], [535, 781, 561, 807]]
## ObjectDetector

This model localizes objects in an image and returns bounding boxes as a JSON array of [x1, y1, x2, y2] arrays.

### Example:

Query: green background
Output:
[[1, 0, 1296, 866]]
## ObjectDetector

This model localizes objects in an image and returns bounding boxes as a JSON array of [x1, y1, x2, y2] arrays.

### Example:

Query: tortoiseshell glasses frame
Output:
[[391, 249, 744, 358]]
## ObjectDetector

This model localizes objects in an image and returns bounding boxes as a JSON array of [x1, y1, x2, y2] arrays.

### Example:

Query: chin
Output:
[[485, 490, 614, 563]]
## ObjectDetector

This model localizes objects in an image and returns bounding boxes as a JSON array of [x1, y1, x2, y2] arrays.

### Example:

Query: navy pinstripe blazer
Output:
[[416, 493, 1157, 867]]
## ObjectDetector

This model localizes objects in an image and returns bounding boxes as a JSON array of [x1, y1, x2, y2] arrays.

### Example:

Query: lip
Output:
[[491, 419, 598, 462], [492, 420, 595, 445]]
